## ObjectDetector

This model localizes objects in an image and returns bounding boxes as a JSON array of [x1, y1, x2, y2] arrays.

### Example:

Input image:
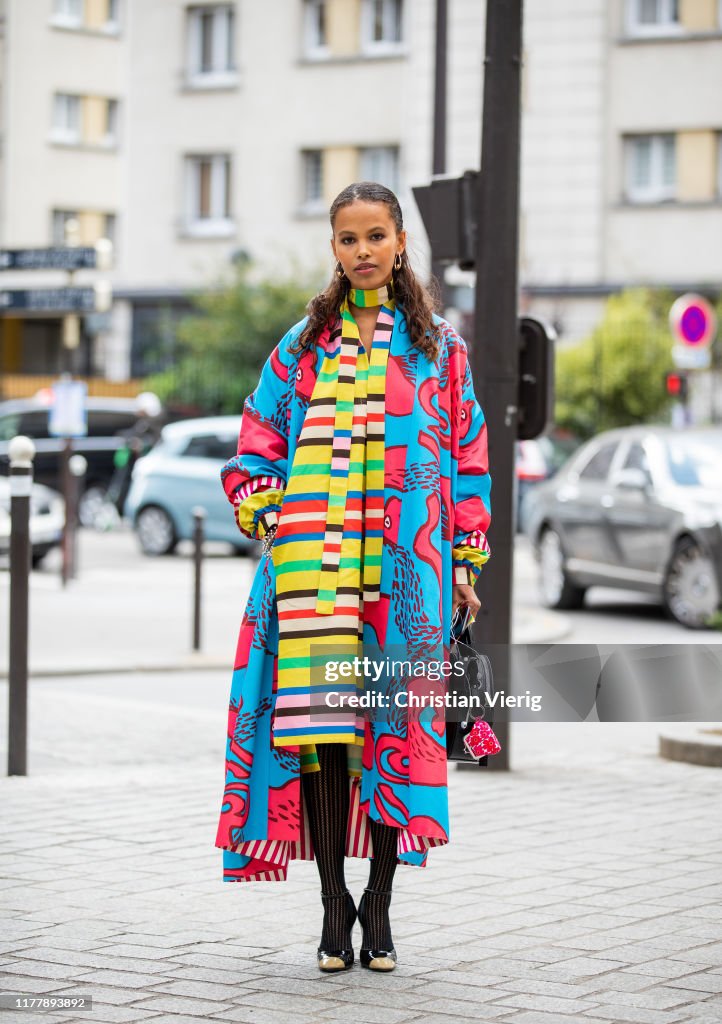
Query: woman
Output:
[[215, 181, 491, 973]]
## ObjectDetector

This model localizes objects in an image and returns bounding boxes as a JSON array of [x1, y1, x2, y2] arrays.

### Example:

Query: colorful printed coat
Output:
[[215, 307, 491, 882]]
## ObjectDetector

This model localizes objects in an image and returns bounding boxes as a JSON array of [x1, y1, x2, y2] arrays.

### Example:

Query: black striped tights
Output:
[[301, 742, 398, 951]]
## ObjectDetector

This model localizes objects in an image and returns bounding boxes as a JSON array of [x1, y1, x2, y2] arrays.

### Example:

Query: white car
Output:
[[0, 479, 65, 568]]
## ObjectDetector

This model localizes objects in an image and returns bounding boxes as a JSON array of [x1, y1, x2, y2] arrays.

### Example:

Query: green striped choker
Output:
[[348, 282, 393, 308]]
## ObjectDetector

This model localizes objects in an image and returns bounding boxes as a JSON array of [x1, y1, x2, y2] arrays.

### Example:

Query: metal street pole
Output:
[[8, 435, 35, 777], [192, 507, 206, 652], [470, 0, 524, 771], [68, 454, 87, 579], [60, 438, 73, 587], [431, 0, 448, 308]]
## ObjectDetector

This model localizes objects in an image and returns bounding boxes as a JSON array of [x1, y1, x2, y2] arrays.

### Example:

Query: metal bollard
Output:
[[8, 435, 35, 777], [60, 437, 73, 587], [192, 507, 206, 652], [68, 454, 87, 580]]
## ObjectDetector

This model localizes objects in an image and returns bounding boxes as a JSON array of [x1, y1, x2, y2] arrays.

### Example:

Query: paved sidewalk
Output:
[[1, 671, 721, 1024]]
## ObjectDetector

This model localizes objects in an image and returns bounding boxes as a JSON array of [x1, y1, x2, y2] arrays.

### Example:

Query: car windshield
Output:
[[665, 437, 722, 491]]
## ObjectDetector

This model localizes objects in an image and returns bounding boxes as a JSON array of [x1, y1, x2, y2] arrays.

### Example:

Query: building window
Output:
[[718, 134, 722, 198], [51, 209, 117, 247], [625, 134, 676, 202], [51, 0, 83, 27], [361, 0, 403, 51], [359, 146, 400, 192], [105, 99, 119, 145], [106, 0, 120, 28], [184, 154, 234, 235], [186, 5, 236, 80], [52, 210, 79, 246], [626, 0, 680, 34], [303, 0, 328, 57], [301, 150, 325, 211], [104, 213, 117, 247], [51, 93, 81, 144]]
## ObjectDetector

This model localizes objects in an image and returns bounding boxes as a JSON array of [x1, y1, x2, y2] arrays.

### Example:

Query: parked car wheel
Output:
[[78, 484, 109, 529], [538, 527, 586, 610], [136, 505, 177, 556], [663, 537, 720, 630], [31, 546, 52, 569]]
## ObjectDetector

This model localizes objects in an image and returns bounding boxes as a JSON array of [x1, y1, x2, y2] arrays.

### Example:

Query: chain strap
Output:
[[261, 523, 278, 559]]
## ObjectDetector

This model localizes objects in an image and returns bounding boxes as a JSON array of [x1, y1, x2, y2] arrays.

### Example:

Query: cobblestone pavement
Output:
[[1, 672, 721, 1024]]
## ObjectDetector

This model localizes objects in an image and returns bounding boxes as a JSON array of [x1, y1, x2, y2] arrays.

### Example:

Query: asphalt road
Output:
[[2, 526, 720, 675]]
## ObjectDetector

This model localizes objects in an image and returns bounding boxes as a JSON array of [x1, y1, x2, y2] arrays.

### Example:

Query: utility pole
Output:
[[431, 0, 448, 306], [470, 0, 524, 771]]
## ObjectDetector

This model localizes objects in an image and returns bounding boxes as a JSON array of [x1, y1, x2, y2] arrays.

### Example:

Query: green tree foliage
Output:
[[145, 263, 319, 414], [554, 289, 677, 439]]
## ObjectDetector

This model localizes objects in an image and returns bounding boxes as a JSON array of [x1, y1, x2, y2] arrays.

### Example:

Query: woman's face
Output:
[[331, 201, 406, 293]]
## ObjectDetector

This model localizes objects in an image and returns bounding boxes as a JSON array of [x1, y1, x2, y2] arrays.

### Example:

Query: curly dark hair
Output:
[[290, 181, 440, 361]]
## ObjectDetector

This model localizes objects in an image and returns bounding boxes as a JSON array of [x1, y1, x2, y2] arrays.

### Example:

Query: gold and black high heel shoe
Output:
[[317, 889, 357, 972], [357, 887, 397, 971]]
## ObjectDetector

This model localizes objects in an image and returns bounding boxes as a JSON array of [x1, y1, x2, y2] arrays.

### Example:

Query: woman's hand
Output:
[[452, 583, 480, 620]]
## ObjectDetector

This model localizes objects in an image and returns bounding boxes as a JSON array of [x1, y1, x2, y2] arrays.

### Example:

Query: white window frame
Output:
[[718, 133, 722, 199], [303, 0, 329, 59], [184, 154, 235, 236], [361, 0, 404, 55], [50, 93, 81, 145], [50, 0, 84, 28], [51, 209, 79, 246], [624, 133, 676, 203], [625, 0, 682, 37], [300, 149, 325, 214], [186, 5, 237, 87], [359, 145, 400, 192]]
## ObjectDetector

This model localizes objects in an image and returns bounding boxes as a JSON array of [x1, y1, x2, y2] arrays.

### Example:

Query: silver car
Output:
[[124, 416, 255, 557], [523, 426, 722, 629]]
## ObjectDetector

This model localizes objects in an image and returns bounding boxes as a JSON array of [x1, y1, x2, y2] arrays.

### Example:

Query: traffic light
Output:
[[412, 170, 479, 270], [665, 372, 688, 402], [517, 317, 555, 440]]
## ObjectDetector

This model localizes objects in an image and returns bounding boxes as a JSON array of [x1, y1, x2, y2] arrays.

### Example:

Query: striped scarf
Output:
[[316, 282, 391, 613], [271, 282, 394, 747]]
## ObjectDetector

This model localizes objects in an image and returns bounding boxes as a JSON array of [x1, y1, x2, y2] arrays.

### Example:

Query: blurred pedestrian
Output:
[[104, 392, 164, 520], [215, 181, 492, 972]]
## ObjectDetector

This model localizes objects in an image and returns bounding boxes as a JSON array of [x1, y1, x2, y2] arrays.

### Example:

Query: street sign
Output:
[[0, 287, 96, 312], [0, 247, 98, 271], [669, 293, 717, 348], [49, 379, 88, 438], [671, 344, 711, 370]]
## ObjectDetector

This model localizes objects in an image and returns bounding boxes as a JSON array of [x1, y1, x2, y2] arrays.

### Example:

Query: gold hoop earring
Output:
[[394, 252, 403, 271], [335, 260, 346, 280]]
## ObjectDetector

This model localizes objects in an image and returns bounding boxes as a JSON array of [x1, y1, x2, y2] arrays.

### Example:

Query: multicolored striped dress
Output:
[[215, 301, 491, 882]]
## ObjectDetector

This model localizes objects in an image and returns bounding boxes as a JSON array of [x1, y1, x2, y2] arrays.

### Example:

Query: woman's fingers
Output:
[[452, 583, 480, 619]]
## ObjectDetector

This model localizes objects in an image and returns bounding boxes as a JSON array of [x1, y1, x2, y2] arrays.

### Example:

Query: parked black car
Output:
[[0, 397, 145, 527], [523, 425, 722, 629]]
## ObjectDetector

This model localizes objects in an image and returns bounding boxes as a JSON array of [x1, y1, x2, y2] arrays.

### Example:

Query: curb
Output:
[[1, 614, 572, 680], [659, 727, 722, 768], [513, 608, 572, 644], [0, 655, 231, 680]]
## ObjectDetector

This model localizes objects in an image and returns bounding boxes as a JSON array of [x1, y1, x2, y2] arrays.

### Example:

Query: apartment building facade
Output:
[[0, 0, 720, 389], [520, 0, 722, 340]]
